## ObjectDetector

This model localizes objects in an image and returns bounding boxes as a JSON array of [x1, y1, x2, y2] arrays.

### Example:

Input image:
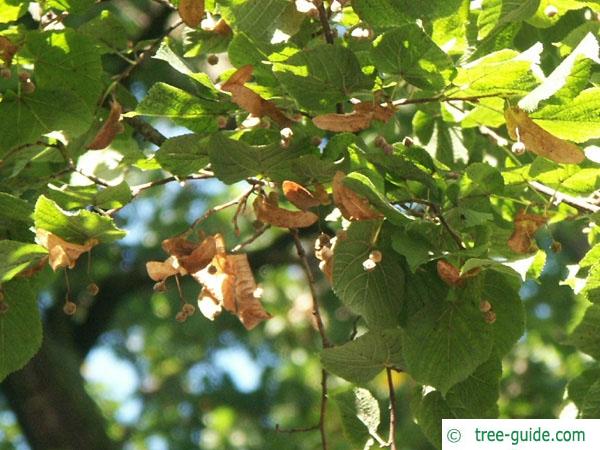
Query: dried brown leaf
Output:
[[254, 195, 319, 228], [222, 65, 292, 127], [282, 180, 322, 210], [332, 171, 383, 221], [194, 245, 271, 330], [436, 259, 463, 286], [504, 106, 584, 164], [507, 210, 547, 254], [87, 101, 124, 150], [146, 256, 182, 281], [162, 234, 217, 274], [35, 229, 98, 271], [354, 101, 395, 122], [313, 111, 373, 132], [227, 254, 272, 330], [178, 0, 205, 28]]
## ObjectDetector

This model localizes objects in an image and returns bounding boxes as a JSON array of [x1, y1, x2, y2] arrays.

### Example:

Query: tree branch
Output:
[[529, 181, 599, 213]]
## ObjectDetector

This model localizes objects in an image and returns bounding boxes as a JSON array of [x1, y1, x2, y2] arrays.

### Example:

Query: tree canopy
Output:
[[1, 0, 600, 449]]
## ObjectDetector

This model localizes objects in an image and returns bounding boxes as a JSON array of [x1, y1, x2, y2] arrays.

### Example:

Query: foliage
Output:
[[1, 0, 600, 448]]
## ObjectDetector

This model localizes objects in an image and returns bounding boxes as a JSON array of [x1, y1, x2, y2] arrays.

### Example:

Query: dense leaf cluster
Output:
[[1, 0, 600, 448]]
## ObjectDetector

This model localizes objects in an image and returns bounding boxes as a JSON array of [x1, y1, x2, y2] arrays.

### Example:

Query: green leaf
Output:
[[0, 0, 28, 23], [583, 263, 600, 304], [34, 196, 126, 244], [0, 241, 48, 283], [333, 388, 381, 449], [45, 181, 132, 210], [477, 0, 540, 39], [127, 83, 227, 134], [568, 367, 600, 411], [519, 33, 599, 111], [343, 172, 407, 225], [483, 268, 525, 356], [219, 0, 304, 44], [273, 45, 372, 111], [431, 0, 470, 55], [321, 330, 403, 384], [371, 25, 455, 90], [452, 48, 540, 97], [155, 134, 210, 177], [0, 193, 33, 224], [290, 155, 340, 183], [414, 390, 454, 449], [402, 291, 493, 393], [78, 9, 129, 53], [391, 222, 447, 272], [530, 88, 600, 143], [581, 378, 600, 418], [367, 152, 437, 190], [27, 29, 103, 108], [568, 304, 600, 359], [208, 133, 303, 184], [332, 221, 405, 328], [0, 89, 94, 155], [0, 279, 42, 382], [350, 0, 411, 29], [445, 356, 501, 417]]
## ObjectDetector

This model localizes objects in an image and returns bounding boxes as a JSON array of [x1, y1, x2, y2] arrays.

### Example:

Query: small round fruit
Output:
[[479, 300, 492, 313], [484, 310, 497, 324], [0, 67, 11, 79], [182, 303, 195, 315], [207, 54, 219, 65], [544, 5, 558, 17], [21, 80, 36, 94], [175, 311, 187, 322], [511, 141, 526, 155], [63, 301, 77, 316], [369, 250, 382, 263], [362, 258, 376, 272], [87, 283, 100, 296]]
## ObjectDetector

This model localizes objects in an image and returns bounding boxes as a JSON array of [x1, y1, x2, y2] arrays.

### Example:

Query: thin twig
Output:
[[290, 229, 331, 348], [275, 424, 319, 434], [529, 181, 599, 213], [386, 368, 398, 450], [114, 20, 184, 84], [402, 199, 464, 249], [231, 224, 271, 253], [315, 1, 335, 45], [289, 228, 331, 450], [478, 125, 600, 213], [131, 172, 214, 197], [124, 116, 167, 146]]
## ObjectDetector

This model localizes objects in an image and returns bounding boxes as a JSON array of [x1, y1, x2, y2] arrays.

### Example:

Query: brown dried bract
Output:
[[178, 0, 205, 28], [0, 36, 18, 65], [315, 233, 335, 283], [313, 101, 395, 132], [194, 247, 271, 330], [282, 180, 322, 210], [162, 234, 217, 274], [504, 107, 584, 164], [507, 210, 547, 254], [254, 194, 319, 228], [436, 259, 463, 286], [87, 101, 124, 150], [35, 229, 98, 271], [332, 171, 383, 221], [313, 111, 372, 132], [222, 65, 292, 127]]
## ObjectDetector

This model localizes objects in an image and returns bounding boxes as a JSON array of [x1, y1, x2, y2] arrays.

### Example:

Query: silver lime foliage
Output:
[[0, 0, 600, 447]]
